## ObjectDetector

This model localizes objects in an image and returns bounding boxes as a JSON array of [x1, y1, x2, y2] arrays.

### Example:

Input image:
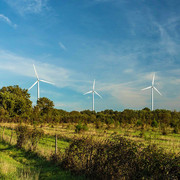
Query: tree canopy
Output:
[[0, 85, 179, 133], [0, 85, 32, 118]]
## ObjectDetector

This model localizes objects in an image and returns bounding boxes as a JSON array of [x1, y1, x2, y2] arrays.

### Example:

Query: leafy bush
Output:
[[75, 123, 88, 133], [173, 125, 179, 134], [15, 124, 44, 150], [15, 125, 29, 148], [62, 135, 180, 179], [92, 136, 139, 179], [28, 128, 44, 151], [134, 145, 180, 179], [151, 119, 158, 128], [161, 123, 168, 135], [62, 137, 101, 175], [136, 119, 143, 126], [95, 120, 103, 129]]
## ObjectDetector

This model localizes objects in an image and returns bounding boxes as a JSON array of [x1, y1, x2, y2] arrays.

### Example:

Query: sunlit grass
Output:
[[0, 122, 179, 154], [0, 122, 179, 179], [0, 141, 86, 180]]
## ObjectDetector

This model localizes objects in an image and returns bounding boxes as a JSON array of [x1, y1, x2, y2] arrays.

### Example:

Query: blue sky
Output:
[[0, 0, 180, 111]]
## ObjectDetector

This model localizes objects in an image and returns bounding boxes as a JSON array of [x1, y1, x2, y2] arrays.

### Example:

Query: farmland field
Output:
[[0, 123, 179, 179], [1, 123, 179, 154]]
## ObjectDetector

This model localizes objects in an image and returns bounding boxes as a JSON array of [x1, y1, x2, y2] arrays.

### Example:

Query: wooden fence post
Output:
[[2, 127, 5, 140], [0, 126, 1, 140], [55, 134, 57, 154], [10, 129, 13, 144]]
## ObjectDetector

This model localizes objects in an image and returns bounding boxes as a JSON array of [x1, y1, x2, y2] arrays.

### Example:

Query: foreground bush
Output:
[[15, 124, 44, 150], [62, 137, 100, 175], [15, 125, 29, 148], [62, 136, 180, 179]]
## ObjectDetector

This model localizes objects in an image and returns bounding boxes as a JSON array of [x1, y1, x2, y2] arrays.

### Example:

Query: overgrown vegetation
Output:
[[1, 124, 180, 179], [15, 124, 44, 151], [75, 122, 88, 133], [0, 85, 179, 179], [61, 136, 179, 179]]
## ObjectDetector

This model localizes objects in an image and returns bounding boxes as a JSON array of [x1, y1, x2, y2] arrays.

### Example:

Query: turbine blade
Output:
[[94, 91, 102, 98], [93, 79, 95, 90], [152, 73, 155, 86], [141, 86, 152, 91], [28, 81, 38, 91], [33, 64, 39, 79], [40, 79, 54, 85], [83, 91, 92, 95], [154, 86, 162, 96]]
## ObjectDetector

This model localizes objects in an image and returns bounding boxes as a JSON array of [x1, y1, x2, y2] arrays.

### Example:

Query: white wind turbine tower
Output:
[[141, 73, 162, 111], [84, 80, 102, 111], [28, 64, 54, 102]]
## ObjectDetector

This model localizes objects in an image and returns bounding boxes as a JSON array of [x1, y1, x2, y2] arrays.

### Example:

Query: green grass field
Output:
[[1, 123, 180, 154], [0, 123, 179, 179], [0, 141, 85, 180]]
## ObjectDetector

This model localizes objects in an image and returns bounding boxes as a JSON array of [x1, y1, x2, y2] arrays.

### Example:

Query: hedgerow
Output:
[[61, 136, 180, 179]]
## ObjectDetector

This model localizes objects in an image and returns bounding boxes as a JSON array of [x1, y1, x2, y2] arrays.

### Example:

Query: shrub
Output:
[[75, 123, 88, 133], [134, 145, 180, 179], [62, 135, 180, 179], [92, 136, 139, 179], [95, 120, 102, 129], [28, 128, 44, 151], [151, 119, 158, 128], [15, 124, 44, 150], [173, 125, 179, 134], [136, 119, 143, 126], [62, 137, 100, 175], [161, 123, 168, 135], [105, 117, 114, 129], [15, 125, 29, 148]]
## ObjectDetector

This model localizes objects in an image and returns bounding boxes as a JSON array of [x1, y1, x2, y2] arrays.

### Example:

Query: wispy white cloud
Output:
[[100, 82, 147, 109], [58, 42, 67, 51], [0, 14, 17, 28], [4, 0, 49, 15], [156, 24, 178, 56], [123, 69, 134, 74], [55, 101, 83, 111], [0, 49, 89, 91]]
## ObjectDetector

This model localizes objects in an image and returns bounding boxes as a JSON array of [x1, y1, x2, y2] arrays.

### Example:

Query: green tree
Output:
[[37, 97, 54, 116], [0, 85, 32, 119]]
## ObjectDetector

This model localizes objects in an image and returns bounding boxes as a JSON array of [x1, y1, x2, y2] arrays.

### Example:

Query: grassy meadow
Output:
[[1, 122, 179, 154], [0, 122, 179, 179], [0, 140, 86, 180]]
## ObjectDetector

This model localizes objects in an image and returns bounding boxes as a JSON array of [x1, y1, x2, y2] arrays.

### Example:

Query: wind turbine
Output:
[[141, 73, 162, 111], [84, 80, 102, 111], [28, 64, 54, 101]]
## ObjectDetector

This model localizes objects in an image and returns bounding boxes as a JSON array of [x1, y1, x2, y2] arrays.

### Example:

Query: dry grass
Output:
[[0, 160, 16, 175]]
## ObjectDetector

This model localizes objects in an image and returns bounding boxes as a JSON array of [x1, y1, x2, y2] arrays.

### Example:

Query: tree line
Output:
[[0, 85, 179, 132]]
